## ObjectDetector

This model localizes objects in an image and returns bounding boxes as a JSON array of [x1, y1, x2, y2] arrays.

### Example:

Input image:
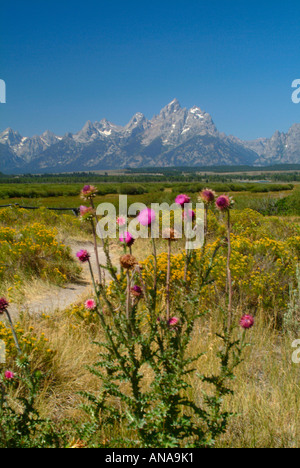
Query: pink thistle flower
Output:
[[131, 285, 143, 297], [79, 205, 94, 219], [119, 231, 135, 247], [183, 209, 196, 221], [5, 371, 14, 380], [240, 315, 254, 329], [85, 299, 96, 311], [0, 297, 9, 315], [175, 194, 191, 207], [200, 189, 216, 204], [168, 317, 179, 327], [117, 216, 126, 227], [79, 205, 90, 215], [138, 208, 156, 227], [80, 185, 98, 199], [216, 195, 231, 211], [76, 249, 91, 263]]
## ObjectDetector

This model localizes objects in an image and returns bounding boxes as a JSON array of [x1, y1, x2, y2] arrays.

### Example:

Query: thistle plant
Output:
[[0, 357, 63, 448], [0, 299, 62, 448], [162, 228, 180, 321], [175, 194, 193, 284], [215, 195, 235, 331], [199, 188, 216, 237], [76, 186, 252, 448], [80, 184, 119, 286]]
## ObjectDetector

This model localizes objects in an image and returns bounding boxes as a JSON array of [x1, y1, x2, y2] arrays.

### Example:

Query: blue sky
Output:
[[0, 0, 300, 140]]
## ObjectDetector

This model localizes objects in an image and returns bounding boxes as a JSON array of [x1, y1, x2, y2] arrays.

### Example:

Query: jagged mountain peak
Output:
[[40, 130, 61, 146], [188, 106, 206, 118], [189, 105, 202, 112], [128, 112, 146, 123], [74, 121, 97, 142], [1, 127, 20, 134], [124, 112, 149, 134], [82, 120, 94, 129], [186, 105, 217, 135], [159, 98, 182, 116], [99, 118, 111, 126], [0, 127, 23, 146], [96, 118, 123, 134], [42, 129, 56, 137], [1, 127, 22, 138]]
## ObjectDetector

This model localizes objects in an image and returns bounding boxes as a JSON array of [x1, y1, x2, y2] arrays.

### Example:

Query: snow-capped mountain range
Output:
[[1, 99, 299, 173]]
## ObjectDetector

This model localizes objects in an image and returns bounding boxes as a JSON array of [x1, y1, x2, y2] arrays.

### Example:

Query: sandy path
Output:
[[6, 241, 108, 318]]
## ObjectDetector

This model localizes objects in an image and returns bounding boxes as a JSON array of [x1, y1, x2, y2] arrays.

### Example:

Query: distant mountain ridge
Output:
[[0, 99, 299, 173]]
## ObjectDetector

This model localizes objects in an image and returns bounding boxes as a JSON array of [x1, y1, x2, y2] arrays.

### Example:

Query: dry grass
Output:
[[16, 309, 100, 422], [217, 315, 300, 447]]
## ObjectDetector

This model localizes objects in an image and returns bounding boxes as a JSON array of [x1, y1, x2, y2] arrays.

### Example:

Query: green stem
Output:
[[166, 239, 171, 321], [227, 210, 233, 331], [87, 259, 130, 379], [126, 270, 131, 320], [135, 265, 150, 308], [90, 198, 119, 285], [5, 310, 21, 354], [184, 249, 191, 285], [204, 205, 208, 236], [91, 219, 102, 285], [88, 259, 98, 298], [152, 237, 158, 309]]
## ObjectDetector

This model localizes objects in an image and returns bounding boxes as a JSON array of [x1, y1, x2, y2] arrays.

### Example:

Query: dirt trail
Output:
[[7, 241, 108, 318]]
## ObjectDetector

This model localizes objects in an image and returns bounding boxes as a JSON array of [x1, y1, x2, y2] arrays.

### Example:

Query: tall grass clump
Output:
[[283, 265, 300, 337]]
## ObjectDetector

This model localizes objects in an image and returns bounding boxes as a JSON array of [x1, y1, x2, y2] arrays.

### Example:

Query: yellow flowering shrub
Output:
[[0, 320, 53, 358], [0, 222, 81, 287], [137, 210, 300, 313], [64, 303, 98, 326], [0, 205, 83, 233]]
